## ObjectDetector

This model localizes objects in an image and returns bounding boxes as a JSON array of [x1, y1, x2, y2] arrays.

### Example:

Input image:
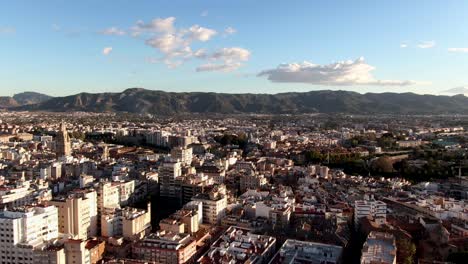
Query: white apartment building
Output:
[[145, 130, 169, 147], [354, 195, 387, 227], [192, 186, 227, 225], [0, 180, 36, 209], [159, 160, 182, 198], [0, 205, 59, 264], [101, 203, 151, 240], [97, 182, 120, 210], [171, 147, 193, 166]]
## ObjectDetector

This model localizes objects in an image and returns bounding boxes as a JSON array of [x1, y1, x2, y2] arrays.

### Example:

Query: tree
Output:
[[397, 238, 416, 264], [371, 156, 394, 174], [377, 133, 396, 149]]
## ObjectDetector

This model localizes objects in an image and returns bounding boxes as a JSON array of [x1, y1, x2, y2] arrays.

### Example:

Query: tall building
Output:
[[56, 122, 71, 157], [49, 190, 98, 239], [0, 205, 59, 264], [192, 185, 227, 225], [175, 173, 213, 204], [171, 147, 193, 166], [159, 160, 182, 198]]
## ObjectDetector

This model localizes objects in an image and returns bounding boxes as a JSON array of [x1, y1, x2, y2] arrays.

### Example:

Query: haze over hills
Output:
[[11, 88, 468, 115], [440, 86, 468, 96], [0, 92, 52, 108], [12, 92, 53, 105]]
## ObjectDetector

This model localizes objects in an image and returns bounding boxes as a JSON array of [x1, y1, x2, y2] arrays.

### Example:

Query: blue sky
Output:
[[1, 0, 468, 96]]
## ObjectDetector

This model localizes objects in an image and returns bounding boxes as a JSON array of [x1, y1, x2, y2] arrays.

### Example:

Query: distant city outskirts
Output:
[[0, 109, 466, 264]]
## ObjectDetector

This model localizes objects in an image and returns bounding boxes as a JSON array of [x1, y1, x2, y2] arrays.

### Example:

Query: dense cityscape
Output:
[[2, 1, 468, 263], [0, 111, 466, 264]]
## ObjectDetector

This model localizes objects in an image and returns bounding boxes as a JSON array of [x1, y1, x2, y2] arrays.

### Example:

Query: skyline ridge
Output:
[[4, 87, 468, 98]]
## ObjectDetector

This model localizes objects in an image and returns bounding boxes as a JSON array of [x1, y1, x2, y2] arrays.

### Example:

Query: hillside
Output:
[[0, 92, 52, 108], [13, 91, 53, 105], [16, 88, 468, 115]]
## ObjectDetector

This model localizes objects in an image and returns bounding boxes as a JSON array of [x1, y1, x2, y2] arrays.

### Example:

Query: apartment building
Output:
[[354, 195, 387, 227], [132, 231, 197, 264], [49, 190, 97, 239], [101, 203, 151, 240], [159, 160, 182, 198], [192, 185, 227, 225], [171, 147, 193, 166], [0, 205, 59, 264]]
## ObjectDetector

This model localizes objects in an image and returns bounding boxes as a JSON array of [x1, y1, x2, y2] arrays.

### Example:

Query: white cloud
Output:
[[101, 27, 126, 36], [131, 17, 176, 36], [448, 47, 468, 53], [210, 47, 250, 62], [109, 17, 247, 71], [145, 34, 184, 54], [102, 47, 113, 55], [196, 63, 241, 72], [400, 43, 407, 48], [201, 10, 209, 17], [417, 41, 435, 49], [195, 47, 250, 72], [135, 17, 220, 68], [187, 25, 217, 41], [258, 57, 419, 86], [0, 26, 15, 34], [224, 27, 237, 35]]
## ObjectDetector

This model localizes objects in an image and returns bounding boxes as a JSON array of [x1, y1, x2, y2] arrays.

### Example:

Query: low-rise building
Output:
[[199, 226, 276, 264], [269, 239, 343, 264], [354, 195, 386, 228], [360, 232, 396, 264], [132, 231, 197, 264]]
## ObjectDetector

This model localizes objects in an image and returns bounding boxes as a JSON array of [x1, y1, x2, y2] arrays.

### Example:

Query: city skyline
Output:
[[1, 0, 468, 96]]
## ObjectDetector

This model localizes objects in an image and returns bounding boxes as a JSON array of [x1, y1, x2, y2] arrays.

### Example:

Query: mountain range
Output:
[[6, 88, 468, 115], [0, 92, 53, 108]]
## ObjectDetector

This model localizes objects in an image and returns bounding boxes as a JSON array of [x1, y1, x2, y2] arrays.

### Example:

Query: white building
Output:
[[159, 160, 182, 198], [354, 195, 387, 227], [200, 226, 276, 264], [0, 205, 59, 264], [270, 239, 343, 264], [192, 186, 227, 225], [171, 147, 193, 166]]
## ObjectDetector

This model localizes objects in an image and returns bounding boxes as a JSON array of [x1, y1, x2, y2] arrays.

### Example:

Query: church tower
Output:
[[56, 122, 71, 157]]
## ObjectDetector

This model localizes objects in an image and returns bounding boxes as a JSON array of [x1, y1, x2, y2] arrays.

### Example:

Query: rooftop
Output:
[[269, 239, 343, 264]]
